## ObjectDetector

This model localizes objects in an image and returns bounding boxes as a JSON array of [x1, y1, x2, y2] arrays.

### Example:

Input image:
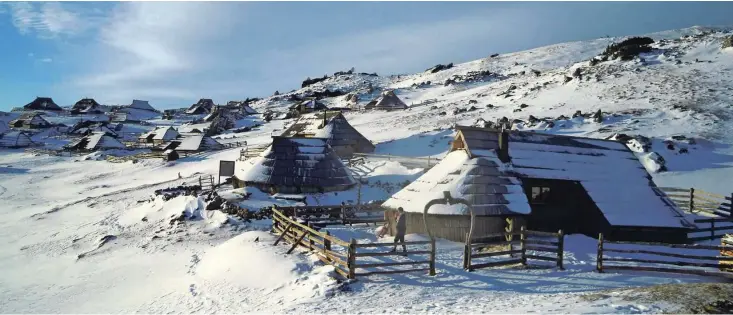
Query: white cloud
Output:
[[40, 58, 52, 63], [27, 52, 34, 57], [6, 2, 101, 38]]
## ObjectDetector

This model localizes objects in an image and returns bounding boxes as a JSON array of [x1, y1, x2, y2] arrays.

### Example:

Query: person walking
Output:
[[390, 207, 407, 253]]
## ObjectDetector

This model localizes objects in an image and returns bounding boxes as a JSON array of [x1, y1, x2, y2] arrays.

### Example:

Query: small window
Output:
[[531, 186, 550, 203]]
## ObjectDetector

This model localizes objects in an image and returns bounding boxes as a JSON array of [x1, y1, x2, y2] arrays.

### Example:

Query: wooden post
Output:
[[557, 229, 565, 270], [596, 233, 604, 273], [348, 238, 357, 280], [520, 226, 527, 266], [287, 231, 307, 254], [711, 220, 715, 242], [429, 238, 436, 276], [463, 232, 470, 270], [273, 222, 293, 246], [689, 188, 695, 212], [324, 231, 332, 252], [341, 205, 347, 225], [308, 223, 315, 251]]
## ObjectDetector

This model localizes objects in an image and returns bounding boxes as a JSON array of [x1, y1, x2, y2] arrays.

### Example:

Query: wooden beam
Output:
[[287, 231, 308, 254], [273, 222, 293, 246]]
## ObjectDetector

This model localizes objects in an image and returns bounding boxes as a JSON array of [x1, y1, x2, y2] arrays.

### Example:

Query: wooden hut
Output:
[[0, 131, 33, 148], [23, 97, 62, 111], [175, 133, 224, 153], [138, 126, 180, 144], [289, 99, 328, 116], [186, 99, 215, 115], [280, 110, 375, 157], [71, 98, 103, 115], [69, 121, 118, 137], [383, 126, 694, 243], [365, 90, 407, 110], [233, 136, 356, 194], [65, 131, 126, 152], [8, 112, 52, 129]]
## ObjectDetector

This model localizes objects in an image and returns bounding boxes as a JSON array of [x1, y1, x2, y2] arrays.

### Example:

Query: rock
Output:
[[563, 76, 572, 83], [273, 90, 280, 96], [513, 108, 522, 113], [468, 106, 477, 112], [557, 115, 568, 120], [531, 69, 541, 76], [508, 85, 517, 91], [589, 58, 600, 66], [592, 109, 603, 123], [468, 99, 478, 104], [572, 110, 583, 118], [572, 67, 582, 78], [666, 142, 675, 150], [490, 53, 499, 58], [545, 121, 555, 128], [519, 103, 529, 108], [486, 104, 494, 108], [528, 115, 539, 124], [679, 148, 689, 154], [444, 79, 456, 86], [438, 111, 447, 116]]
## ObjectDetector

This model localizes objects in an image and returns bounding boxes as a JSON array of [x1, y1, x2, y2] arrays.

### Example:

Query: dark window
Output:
[[531, 186, 550, 203]]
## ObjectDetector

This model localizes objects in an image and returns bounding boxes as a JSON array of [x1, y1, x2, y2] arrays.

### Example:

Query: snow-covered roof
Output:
[[365, 90, 407, 110], [24, 97, 62, 111], [129, 100, 157, 112], [280, 111, 374, 157], [235, 136, 356, 192], [84, 132, 125, 150], [176, 133, 223, 152], [0, 131, 33, 147], [9, 112, 51, 127], [139, 126, 180, 141], [383, 150, 530, 216]]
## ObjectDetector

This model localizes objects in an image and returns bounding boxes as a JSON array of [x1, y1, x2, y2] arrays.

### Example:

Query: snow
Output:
[[3, 25, 733, 314]]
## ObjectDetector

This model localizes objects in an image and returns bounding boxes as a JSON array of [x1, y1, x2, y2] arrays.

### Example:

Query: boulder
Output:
[[468, 99, 478, 104], [563, 76, 573, 83], [640, 152, 667, 173], [572, 110, 583, 118], [592, 109, 603, 123], [513, 108, 522, 113], [519, 103, 529, 108], [528, 115, 539, 124], [490, 53, 499, 58], [531, 69, 541, 76]]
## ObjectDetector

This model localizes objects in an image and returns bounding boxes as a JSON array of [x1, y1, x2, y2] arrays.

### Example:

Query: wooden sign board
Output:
[[219, 160, 235, 177]]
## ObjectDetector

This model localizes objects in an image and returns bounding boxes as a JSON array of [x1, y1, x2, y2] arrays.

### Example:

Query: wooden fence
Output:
[[597, 233, 733, 279], [659, 187, 732, 217], [271, 207, 435, 280], [688, 218, 733, 242], [351, 153, 440, 169], [239, 144, 269, 160], [464, 226, 564, 271], [274, 205, 385, 226]]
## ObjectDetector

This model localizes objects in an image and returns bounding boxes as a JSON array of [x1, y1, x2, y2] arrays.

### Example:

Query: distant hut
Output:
[[281, 110, 375, 157], [138, 126, 180, 144], [23, 97, 62, 111], [8, 112, 52, 129], [65, 131, 126, 152], [111, 100, 159, 122], [129, 100, 158, 112], [71, 98, 103, 115], [365, 90, 407, 110], [175, 133, 224, 153], [383, 126, 694, 243], [241, 103, 258, 115], [289, 99, 328, 116], [70, 121, 118, 137], [233, 136, 356, 194], [0, 131, 34, 148], [186, 99, 215, 115]]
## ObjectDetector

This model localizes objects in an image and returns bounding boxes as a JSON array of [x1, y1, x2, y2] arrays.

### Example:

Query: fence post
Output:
[[341, 205, 346, 225], [348, 238, 357, 280], [557, 229, 564, 270], [324, 231, 332, 255], [689, 188, 695, 212], [520, 226, 527, 266], [308, 222, 315, 251], [429, 238, 436, 276], [596, 233, 604, 273], [463, 232, 470, 270], [711, 220, 715, 242]]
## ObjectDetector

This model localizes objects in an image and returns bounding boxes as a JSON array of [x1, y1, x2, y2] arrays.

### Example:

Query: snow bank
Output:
[[119, 195, 227, 228]]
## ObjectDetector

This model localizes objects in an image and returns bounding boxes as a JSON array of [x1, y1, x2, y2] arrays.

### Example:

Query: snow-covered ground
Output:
[[3, 26, 733, 313]]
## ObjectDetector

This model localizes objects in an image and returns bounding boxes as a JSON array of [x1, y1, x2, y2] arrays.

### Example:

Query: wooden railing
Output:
[[351, 153, 440, 169], [274, 205, 385, 226], [659, 187, 732, 217], [597, 233, 733, 279], [688, 218, 733, 242], [464, 226, 564, 271], [271, 206, 435, 280]]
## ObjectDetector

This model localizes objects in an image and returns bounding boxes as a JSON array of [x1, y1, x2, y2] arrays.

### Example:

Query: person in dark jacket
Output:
[[390, 207, 407, 253]]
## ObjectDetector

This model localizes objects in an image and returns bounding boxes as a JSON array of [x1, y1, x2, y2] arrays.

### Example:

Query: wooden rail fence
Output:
[[271, 206, 435, 280], [464, 226, 564, 271], [688, 218, 733, 242], [659, 187, 732, 217], [274, 205, 385, 226], [597, 233, 733, 279]]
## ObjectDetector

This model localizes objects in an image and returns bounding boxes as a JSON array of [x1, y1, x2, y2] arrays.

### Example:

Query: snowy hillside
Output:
[[2, 26, 733, 313]]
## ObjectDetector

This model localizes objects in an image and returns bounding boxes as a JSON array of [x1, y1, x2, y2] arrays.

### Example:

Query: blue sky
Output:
[[1, 1, 733, 110]]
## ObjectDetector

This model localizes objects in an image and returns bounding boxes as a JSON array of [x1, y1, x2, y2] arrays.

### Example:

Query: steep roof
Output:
[[0, 131, 33, 147], [280, 111, 374, 157], [70, 121, 117, 137], [72, 98, 101, 111], [365, 90, 407, 110], [139, 126, 180, 141], [186, 98, 214, 115], [383, 150, 530, 216], [235, 136, 356, 192], [84, 132, 125, 150], [9, 113, 51, 127], [290, 99, 328, 112], [24, 97, 62, 111], [176, 133, 224, 151], [129, 100, 157, 112]]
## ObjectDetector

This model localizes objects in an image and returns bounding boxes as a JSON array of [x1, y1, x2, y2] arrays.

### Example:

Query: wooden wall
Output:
[[388, 212, 524, 243]]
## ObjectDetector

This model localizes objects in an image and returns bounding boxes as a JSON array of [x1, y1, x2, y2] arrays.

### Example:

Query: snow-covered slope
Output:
[[3, 26, 733, 314]]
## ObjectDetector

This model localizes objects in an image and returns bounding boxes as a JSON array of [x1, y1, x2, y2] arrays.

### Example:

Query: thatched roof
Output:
[[280, 111, 374, 157], [365, 90, 407, 110], [9, 112, 51, 128], [0, 131, 33, 148], [235, 136, 356, 194], [129, 100, 157, 112], [24, 97, 62, 111], [71, 98, 101, 113], [186, 99, 214, 115], [66, 131, 125, 151], [385, 126, 691, 229]]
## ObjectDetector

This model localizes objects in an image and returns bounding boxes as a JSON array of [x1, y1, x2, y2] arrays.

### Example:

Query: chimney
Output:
[[497, 128, 510, 163]]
